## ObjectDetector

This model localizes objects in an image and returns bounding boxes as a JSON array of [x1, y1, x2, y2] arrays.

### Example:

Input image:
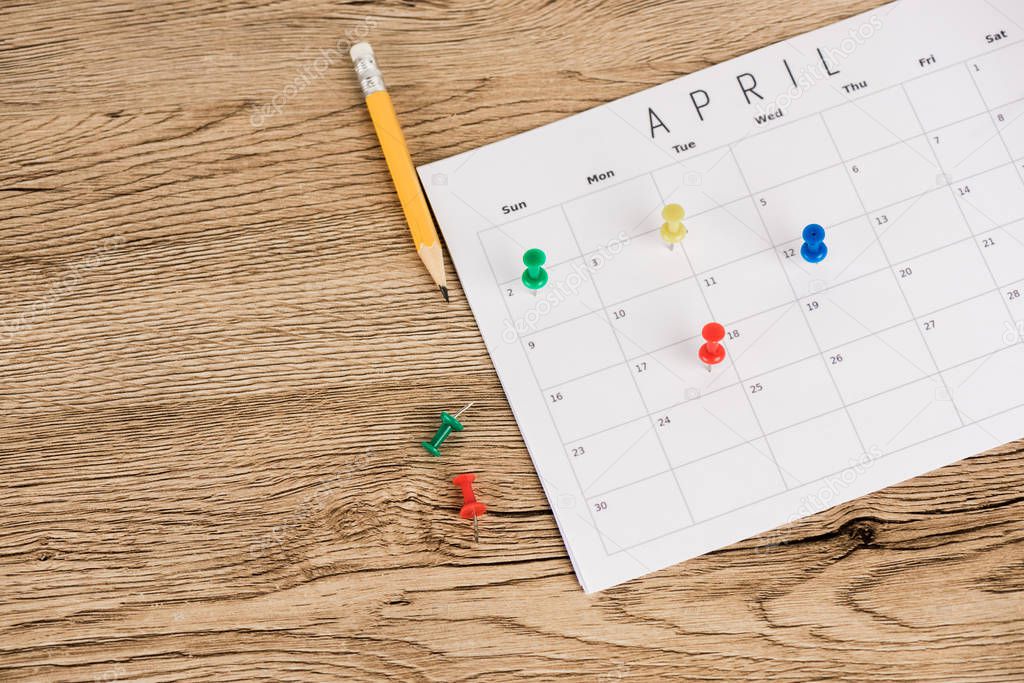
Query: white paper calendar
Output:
[[418, 0, 1024, 592]]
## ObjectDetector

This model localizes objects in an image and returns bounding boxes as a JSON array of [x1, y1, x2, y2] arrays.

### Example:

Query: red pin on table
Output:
[[698, 322, 726, 372], [453, 473, 487, 541]]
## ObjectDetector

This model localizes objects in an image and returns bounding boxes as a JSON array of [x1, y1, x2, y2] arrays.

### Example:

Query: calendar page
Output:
[[418, 0, 1024, 592]]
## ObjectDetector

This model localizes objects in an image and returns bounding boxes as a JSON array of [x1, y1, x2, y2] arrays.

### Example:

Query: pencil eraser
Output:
[[350, 42, 374, 62]]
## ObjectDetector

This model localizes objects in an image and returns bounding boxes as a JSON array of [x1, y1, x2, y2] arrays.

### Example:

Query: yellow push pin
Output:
[[660, 203, 687, 250]]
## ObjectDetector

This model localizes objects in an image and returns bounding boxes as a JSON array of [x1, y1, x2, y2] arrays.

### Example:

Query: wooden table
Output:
[[3, 1, 1023, 680]]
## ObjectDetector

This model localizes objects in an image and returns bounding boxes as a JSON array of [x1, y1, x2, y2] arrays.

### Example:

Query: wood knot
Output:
[[843, 518, 879, 547]]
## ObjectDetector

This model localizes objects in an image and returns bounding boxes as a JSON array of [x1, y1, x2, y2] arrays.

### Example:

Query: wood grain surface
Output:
[[2, 0, 1023, 680]]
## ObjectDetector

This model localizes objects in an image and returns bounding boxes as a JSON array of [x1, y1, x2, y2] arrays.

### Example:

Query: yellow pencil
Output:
[[350, 42, 448, 301]]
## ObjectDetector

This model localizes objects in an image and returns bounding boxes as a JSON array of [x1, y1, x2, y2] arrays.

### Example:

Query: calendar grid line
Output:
[[905, 81, 1018, 328], [473, 230, 615, 558], [960, 72, 1024, 174], [965, 60, 1024, 280], [649, 171, 790, 490], [472, 44, 1024, 239], [588, 408, 858, 500], [520, 202, 1024, 348], [547, 176, 793, 494], [503, 156, 1019, 321], [587, 362, 963, 500], [518, 180, 794, 520], [825, 183, 934, 284], [730, 142, 869, 458], [484, 110, 1019, 251], [819, 106, 966, 426], [530, 212, 1021, 449], [559, 204, 698, 524], [910, 78, 1024, 357], [825, 296, 937, 381], [603, 389, 1024, 555], [580, 420, 662, 497], [558, 294, 1018, 449], [605, 100, 836, 255], [692, 302, 797, 395], [655, 172, 810, 486], [964, 62, 1024, 384], [915, 67, 1024, 391], [808, 151, 965, 388]]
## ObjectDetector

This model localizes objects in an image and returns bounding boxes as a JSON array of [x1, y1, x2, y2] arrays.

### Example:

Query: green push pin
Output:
[[420, 402, 473, 456], [521, 248, 548, 295]]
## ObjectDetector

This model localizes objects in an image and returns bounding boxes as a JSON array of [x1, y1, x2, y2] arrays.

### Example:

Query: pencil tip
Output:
[[440, 286, 449, 302]]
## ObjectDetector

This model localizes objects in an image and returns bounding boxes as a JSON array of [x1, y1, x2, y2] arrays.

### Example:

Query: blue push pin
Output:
[[801, 223, 828, 263]]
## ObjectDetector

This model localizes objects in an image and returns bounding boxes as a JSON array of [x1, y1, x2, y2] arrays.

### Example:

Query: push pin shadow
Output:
[[453, 473, 487, 541], [421, 403, 473, 456]]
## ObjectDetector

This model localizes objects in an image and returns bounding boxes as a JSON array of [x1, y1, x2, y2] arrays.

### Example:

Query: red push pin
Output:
[[453, 473, 487, 541], [698, 322, 726, 372]]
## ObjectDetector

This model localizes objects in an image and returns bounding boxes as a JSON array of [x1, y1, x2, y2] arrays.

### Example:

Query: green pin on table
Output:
[[521, 248, 548, 295], [421, 403, 473, 456]]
